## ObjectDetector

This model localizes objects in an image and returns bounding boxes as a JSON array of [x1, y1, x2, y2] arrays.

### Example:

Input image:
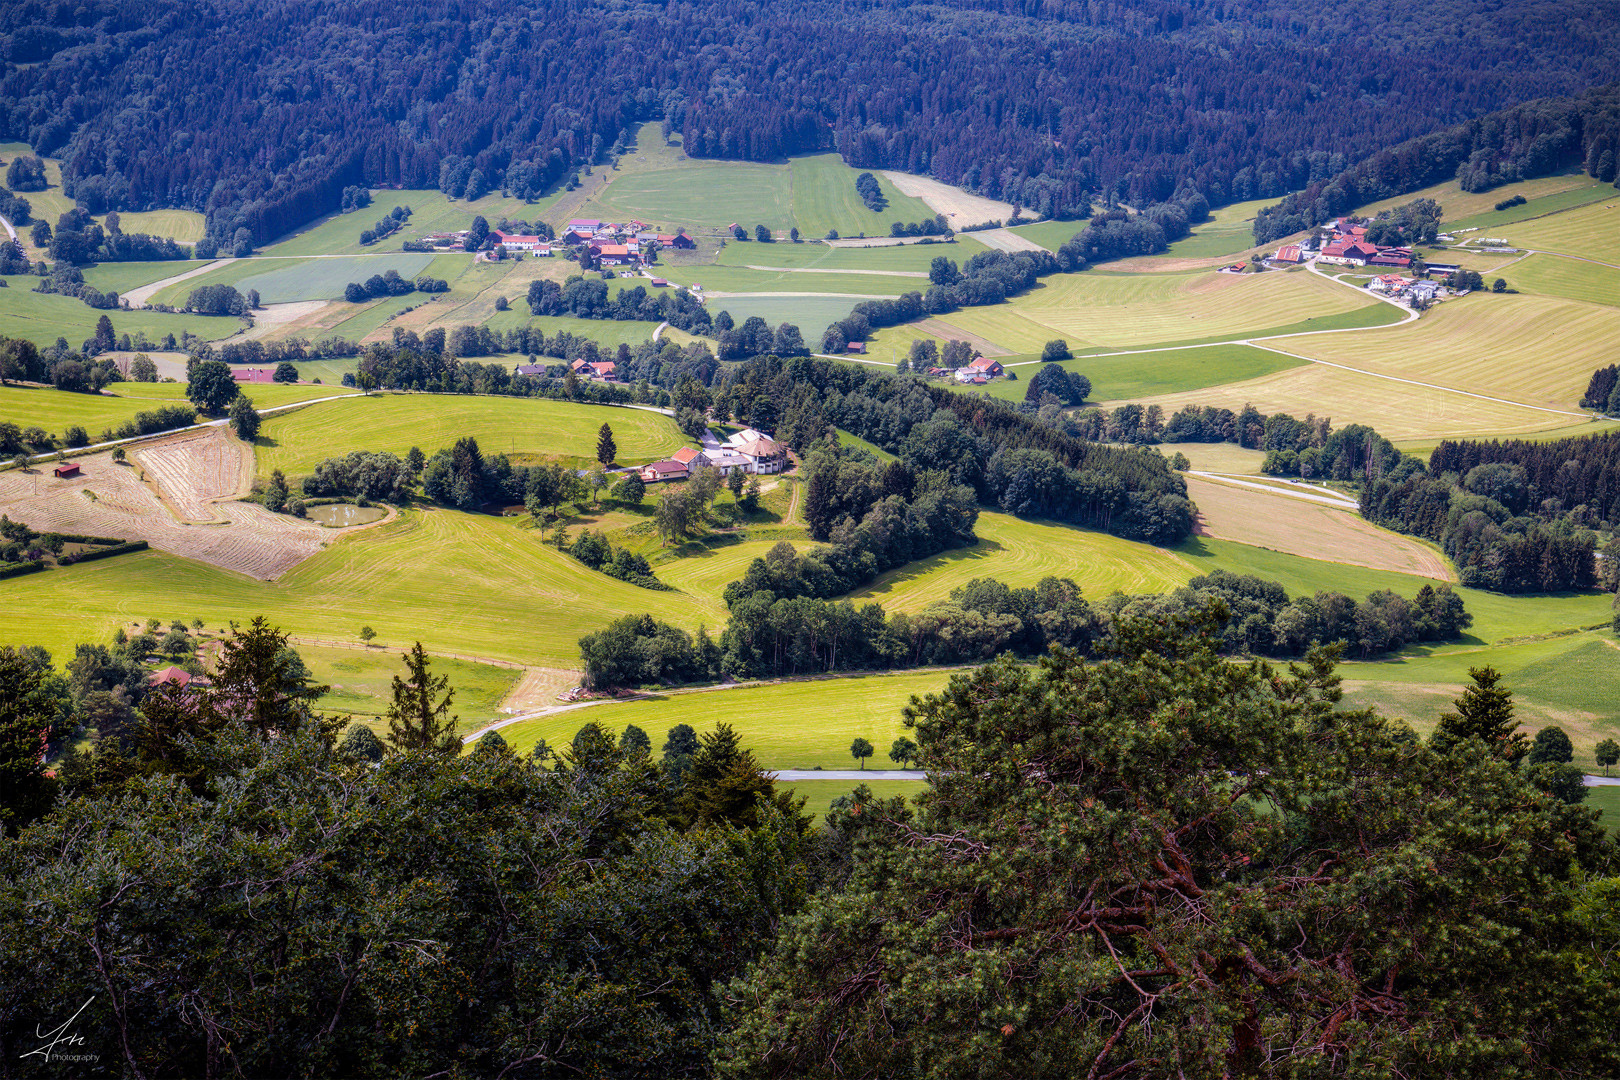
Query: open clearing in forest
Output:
[[1266, 292, 1619, 410], [929, 268, 1397, 355], [0, 381, 358, 440], [1186, 475, 1451, 580], [846, 511, 1197, 611], [0, 434, 328, 580], [881, 172, 1017, 226], [254, 394, 690, 479], [492, 669, 962, 770]]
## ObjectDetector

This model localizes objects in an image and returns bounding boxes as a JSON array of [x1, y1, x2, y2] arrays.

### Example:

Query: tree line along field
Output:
[[253, 394, 692, 478]]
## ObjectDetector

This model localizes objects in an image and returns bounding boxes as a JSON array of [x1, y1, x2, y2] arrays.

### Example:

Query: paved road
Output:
[[0, 214, 16, 243], [1586, 775, 1620, 787], [124, 258, 236, 306]]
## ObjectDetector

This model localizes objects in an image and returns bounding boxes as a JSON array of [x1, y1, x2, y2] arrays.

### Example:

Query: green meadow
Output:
[[149, 253, 438, 306], [0, 380, 356, 437], [0, 279, 239, 348], [254, 394, 691, 477]]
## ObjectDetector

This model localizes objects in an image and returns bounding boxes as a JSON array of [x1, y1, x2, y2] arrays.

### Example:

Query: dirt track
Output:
[[0, 429, 330, 580]]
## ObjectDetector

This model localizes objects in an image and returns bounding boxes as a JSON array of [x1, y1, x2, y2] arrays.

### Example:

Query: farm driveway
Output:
[[124, 258, 236, 306]]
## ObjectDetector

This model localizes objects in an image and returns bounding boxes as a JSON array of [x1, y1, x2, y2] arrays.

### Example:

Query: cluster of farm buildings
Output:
[[511, 358, 622, 380], [420, 218, 697, 267], [1273, 218, 1461, 276], [639, 428, 788, 482]]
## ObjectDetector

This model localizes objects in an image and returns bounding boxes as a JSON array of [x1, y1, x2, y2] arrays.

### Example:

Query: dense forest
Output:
[[1362, 432, 1620, 594], [1254, 83, 1620, 243], [4, 0, 1620, 248]]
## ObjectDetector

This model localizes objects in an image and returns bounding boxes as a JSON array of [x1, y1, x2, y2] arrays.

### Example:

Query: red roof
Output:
[[54, 462, 80, 477], [149, 666, 192, 688], [494, 232, 541, 245], [232, 367, 277, 383], [671, 447, 701, 464], [968, 356, 1002, 371]]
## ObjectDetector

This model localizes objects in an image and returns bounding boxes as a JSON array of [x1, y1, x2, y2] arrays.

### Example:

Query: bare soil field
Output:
[[910, 317, 1014, 357], [498, 667, 584, 712], [882, 172, 1018, 225], [0, 431, 330, 579], [1187, 475, 1451, 581]]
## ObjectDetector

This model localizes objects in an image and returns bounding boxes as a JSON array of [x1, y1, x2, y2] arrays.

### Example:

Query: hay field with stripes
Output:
[[933, 268, 1398, 354]]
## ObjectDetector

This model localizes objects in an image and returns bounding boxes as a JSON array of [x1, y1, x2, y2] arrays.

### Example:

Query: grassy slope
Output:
[[80, 261, 209, 296], [0, 379, 355, 436], [962, 344, 1307, 404], [254, 394, 690, 477], [1353, 171, 1600, 224], [932, 268, 1395, 354], [305, 643, 519, 729], [493, 669, 960, 769], [1502, 200, 1620, 264], [0, 507, 723, 669], [1268, 292, 1615, 410], [788, 154, 937, 240], [1499, 252, 1620, 308], [846, 511, 1198, 611], [260, 189, 540, 258], [150, 254, 439, 306], [716, 237, 988, 273], [0, 277, 242, 348]]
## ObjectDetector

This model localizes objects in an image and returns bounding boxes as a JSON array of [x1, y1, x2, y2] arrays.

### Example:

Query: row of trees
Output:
[[342, 269, 449, 303], [526, 276, 713, 334], [1582, 363, 1620, 414]]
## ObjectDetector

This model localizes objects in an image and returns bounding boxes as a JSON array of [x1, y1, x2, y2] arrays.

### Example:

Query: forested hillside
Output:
[[3, 0, 1619, 248]]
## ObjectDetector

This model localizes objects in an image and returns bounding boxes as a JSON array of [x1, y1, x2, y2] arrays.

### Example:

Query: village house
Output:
[[1369, 274, 1410, 295], [1317, 239, 1380, 266], [594, 243, 634, 266], [669, 233, 697, 250], [493, 231, 543, 251], [965, 356, 1005, 378], [699, 448, 753, 475], [569, 358, 618, 381], [513, 363, 547, 377], [671, 447, 702, 467], [723, 429, 788, 474], [845, 341, 867, 354], [639, 460, 689, 483], [1367, 247, 1413, 269]]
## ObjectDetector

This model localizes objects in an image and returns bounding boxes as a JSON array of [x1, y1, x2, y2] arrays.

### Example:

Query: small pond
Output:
[[306, 503, 388, 528]]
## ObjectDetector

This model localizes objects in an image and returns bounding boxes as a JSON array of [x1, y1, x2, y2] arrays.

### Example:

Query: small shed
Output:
[[54, 462, 80, 478]]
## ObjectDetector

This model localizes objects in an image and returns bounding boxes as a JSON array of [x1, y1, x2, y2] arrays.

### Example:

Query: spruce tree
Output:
[[1433, 666, 1528, 762], [597, 423, 616, 465], [383, 642, 459, 755]]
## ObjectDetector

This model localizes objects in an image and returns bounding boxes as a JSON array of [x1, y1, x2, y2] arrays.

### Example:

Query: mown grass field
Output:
[[1130, 356, 1592, 443], [1268, 292, 1615, 410], [1353, 171, 1600, 225], [661, 264, 917, 297], [1158, 197, 1280, 260], [931, 268, 1396, 354], [1498, 252, 1620, 308], [1442, 182, 1611, 234], [0, 381, 357, 437], [0, 506, 723, 668], [254, 394, 690, 477], [788, 153, 937, 240], [709, 295, 867, 343], [846, 511, 1198, 611], [0, 278, 238, 348], [151, 253, 439, 306], [1001, 220, 1083, 252], [1502, 199, 1620, 264], [654, 539, 786, 602], [492, 669, 961, 769], [0, 142, 76, 240], [261, 189, 542, 258], [112, 209, 209, 243], [80, 260, 209, 296]]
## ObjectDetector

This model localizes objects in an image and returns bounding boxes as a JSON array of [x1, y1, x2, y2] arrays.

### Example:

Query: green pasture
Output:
[[0, 142, 75, 229], [0, 381, 356, 437], [1352, 171, 1599, 225], [847, 511, 1198, 612], [788, 154, 937, 240], [0, 280, 240, 348], [1442, 182, 1611, 234], [306, 643, 520, 728], [492, 669, 962, 770], [1498, 253, 1620, 308], [662, 264, 917, 297], [80, 260, 208, 296], [778, 778, 926, 818], [977, 343, 1308, 404], [582, 159, 797, 234], [710, 296, 865, 343], [253, 393, 689, 478], [716, 237, 986, 273], [1586, 785, 1620, 834], [477, 312, 672, 348], [834, 428, 897, 462], [0, 507, 725, 669], [261, 188, 541, 258], [151, 253, 437, 306], [1002, 220, 1083, 252], [1160, 197, 1280, 260]]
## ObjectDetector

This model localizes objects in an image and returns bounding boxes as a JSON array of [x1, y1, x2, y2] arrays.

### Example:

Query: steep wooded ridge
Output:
[[1254, 82, 1620, 242], [3, 0, 1619, 245]]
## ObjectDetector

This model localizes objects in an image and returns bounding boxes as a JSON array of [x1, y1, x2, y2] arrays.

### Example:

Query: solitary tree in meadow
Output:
[[889, 736, 918, 767], [596, 423, 616, 465], [359, 626, 376, 645], [1527, 725, 1574, 766], [850, 737, 874, 770], [383, 642, 459, 755], [1596, 738, 1619, 776]]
